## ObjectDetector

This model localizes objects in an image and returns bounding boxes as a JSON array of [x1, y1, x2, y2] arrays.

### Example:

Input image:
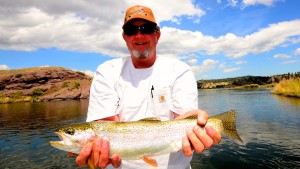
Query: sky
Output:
[[0, 0, 299, 80]]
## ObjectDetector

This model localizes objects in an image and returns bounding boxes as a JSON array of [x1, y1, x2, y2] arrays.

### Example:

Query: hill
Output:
[[0, 67, 92, 103], [197, 73, 300, 89]]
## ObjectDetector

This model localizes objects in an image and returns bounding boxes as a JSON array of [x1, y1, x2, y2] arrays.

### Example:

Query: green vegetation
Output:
[[73, 82, 80, 89], [62, 82, 69, 88], [31, 88, 44, 97], [76, 71, 86, 76], [197, 72, 300, 89], [0, 91, 32, 103], [272, 78, 300, 97], [15, 74, 22, 78]]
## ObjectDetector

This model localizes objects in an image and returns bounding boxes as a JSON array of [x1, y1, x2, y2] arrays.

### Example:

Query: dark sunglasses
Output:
[[123, 24, 157, 36]]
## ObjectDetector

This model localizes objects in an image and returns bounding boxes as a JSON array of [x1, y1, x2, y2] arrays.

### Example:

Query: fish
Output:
[[50, 110, 243, 168]]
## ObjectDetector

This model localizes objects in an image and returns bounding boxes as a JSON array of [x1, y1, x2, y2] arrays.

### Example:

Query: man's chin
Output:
[[132, 49, 151, 59]]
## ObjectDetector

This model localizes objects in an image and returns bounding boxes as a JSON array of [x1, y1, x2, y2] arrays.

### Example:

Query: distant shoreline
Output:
[[0, 67, 299, 104]]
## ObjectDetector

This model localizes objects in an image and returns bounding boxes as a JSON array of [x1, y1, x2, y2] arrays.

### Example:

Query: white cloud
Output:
[[186, 59, 198, 66], [191, 59, 219, 75], [281, 60, 297, 64], [242, 0, 274, 7], [228, 0, 239, 7], [0, 0, 299, 63], [0, 65, 9, 70], [273, 54, 291, 59], [219, 63, 226, 69], [294, 48, 300, 55], [235, 61, 247, 65], [81, 70, 95, 77], [0, 0, 205, 58], [158, 20, 300, 59], [224, 67, 240, 73]]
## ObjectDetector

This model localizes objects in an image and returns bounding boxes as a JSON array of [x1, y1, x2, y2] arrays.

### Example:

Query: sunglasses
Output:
[[123, 24, 157, 36]]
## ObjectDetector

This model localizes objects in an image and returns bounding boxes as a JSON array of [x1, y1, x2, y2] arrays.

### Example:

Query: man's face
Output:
[[123, 20, 160, 59]]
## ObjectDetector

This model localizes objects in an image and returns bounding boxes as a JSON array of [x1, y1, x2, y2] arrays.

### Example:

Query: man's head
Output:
[[122, 5, 161, 68]]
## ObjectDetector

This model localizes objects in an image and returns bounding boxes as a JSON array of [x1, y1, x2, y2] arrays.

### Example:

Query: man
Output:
[[75, 5, 221, 169]]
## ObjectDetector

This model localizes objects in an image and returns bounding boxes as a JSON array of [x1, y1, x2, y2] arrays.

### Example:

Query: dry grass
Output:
[[272, 78, 300, 97]]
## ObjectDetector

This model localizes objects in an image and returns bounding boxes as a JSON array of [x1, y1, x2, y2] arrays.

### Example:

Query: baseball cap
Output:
[[123, 5, 157, 28]]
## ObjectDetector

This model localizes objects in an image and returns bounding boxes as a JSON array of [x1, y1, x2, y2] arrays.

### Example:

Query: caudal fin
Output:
[[209, 110, 244, 145]]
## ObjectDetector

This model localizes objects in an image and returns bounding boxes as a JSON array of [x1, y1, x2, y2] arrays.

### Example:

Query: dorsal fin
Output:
[[138, 117, 161, 121]]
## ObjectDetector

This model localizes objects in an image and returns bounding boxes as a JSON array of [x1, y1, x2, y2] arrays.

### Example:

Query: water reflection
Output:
[[0, 100, 88, 169]]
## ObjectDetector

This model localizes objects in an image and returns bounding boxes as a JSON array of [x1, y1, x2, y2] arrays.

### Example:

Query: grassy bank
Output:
[[272, 78, 300, 97]]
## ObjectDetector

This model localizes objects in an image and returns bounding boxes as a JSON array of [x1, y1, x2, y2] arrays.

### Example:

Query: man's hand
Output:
[[75, 138, 121, 168], [175, 109, 222, 157]]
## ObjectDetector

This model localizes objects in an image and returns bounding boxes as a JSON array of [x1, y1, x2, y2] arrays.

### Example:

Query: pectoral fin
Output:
[[142, 156, 158, 168]]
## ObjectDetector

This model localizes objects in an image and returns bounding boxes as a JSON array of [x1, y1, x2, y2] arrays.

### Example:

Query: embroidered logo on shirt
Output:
[[159, 95, 165, 103]]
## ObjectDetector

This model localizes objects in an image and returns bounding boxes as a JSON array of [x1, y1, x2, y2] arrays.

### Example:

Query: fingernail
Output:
[[199, 116, 206, 124]]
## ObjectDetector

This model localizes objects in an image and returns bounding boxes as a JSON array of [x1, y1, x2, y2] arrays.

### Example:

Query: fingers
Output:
[[182, 109, 222, 157], [93, 138, 102, 166], [196, 110, 208, 126], [182, 135, 193, 157], [111, 154, 122, 168], [186, 126, 213, 154], [98, 138, 110, 168], [206, 126, 222, 144], [76, 142, 93, 167]]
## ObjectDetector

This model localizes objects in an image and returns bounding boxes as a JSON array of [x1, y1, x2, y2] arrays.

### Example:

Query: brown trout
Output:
[[50, 110, 243, 167]]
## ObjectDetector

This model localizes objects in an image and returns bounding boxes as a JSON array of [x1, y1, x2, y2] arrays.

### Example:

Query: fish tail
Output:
[[209, 110, 244, 145]]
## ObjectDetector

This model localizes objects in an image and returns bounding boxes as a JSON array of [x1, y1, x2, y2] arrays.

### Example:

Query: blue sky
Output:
[[0, 0, 299, 79]]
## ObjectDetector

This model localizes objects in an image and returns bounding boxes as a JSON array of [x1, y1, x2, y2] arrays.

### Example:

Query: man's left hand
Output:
[[175, 109, 222, 157]]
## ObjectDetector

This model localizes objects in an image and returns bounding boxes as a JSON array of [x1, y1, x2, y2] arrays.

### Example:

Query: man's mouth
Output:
[[135, 42, 148, 45]]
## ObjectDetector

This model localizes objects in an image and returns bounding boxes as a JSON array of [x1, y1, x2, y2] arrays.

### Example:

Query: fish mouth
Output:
[[56, 131, 67, 144], [49, 132, 67, 146]]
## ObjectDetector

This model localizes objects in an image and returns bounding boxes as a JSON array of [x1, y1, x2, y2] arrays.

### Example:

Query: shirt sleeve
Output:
[[86, 61, 120, 122], [169, 60, 198, 115]]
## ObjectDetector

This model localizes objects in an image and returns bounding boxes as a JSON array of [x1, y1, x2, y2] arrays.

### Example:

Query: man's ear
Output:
[[156, 31, 161, 43], [122, 32, 126, 41]]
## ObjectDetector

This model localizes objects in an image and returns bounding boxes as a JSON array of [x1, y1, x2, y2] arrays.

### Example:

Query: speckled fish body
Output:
[[50, 110, 243, 166]]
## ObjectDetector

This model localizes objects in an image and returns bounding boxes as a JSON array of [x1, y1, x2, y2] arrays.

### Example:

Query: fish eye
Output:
[[65, 128, 75, 135]]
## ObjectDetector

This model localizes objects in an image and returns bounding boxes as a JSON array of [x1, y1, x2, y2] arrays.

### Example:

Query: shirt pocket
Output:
[[150, 87, 172, 120]]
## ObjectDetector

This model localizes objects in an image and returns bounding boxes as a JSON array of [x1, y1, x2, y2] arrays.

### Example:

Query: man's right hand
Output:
[[75, 138, 121, 168]]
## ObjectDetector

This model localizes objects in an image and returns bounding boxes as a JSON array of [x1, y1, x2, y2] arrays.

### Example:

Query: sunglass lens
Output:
[[140, 24, 156, 34], [123, 25, 138, 35], [123, 24, 156, 35]]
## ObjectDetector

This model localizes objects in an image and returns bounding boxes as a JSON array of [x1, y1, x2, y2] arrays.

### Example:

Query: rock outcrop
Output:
[[0, 67, 92, 103]]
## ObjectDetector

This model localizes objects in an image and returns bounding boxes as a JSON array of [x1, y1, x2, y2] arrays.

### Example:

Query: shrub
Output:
[[31, 88, 44, 97], [15, 74, 22, 78], [272, 78, 300, 97], [62, 82, 69, 88], [73, 82, 80, 89]]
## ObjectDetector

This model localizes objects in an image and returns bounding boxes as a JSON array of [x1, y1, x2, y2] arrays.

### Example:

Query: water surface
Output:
[[0, 89, 299, 169]]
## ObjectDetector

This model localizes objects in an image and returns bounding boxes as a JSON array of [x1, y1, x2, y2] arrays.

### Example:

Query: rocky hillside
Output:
[[0, 67, 92, 103]]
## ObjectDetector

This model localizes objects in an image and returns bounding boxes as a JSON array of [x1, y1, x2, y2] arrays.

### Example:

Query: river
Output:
[[0, 89, 299, 169]]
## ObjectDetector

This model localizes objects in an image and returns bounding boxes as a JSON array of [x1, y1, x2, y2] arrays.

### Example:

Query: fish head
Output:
[[49, 123, 96, 154]]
